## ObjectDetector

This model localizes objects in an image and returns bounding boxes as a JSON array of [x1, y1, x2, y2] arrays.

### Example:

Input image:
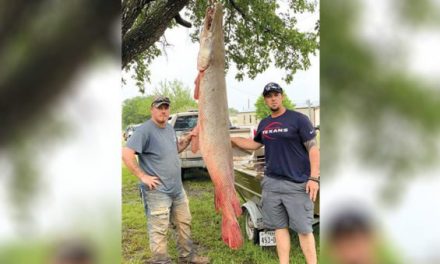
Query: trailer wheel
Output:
[[243, 209, 259, 244]]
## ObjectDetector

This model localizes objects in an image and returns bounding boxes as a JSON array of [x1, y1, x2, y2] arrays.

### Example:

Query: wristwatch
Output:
[[308, 176, 320, 183]]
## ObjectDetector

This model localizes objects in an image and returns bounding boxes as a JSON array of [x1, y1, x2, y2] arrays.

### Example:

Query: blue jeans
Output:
[[139, 184, 193, 263]]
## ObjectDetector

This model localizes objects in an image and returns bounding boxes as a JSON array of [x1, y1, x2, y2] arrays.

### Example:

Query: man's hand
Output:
[[306, 180, 319, 202], [140, 174, 161, 190], [188, 128, 198, 138], [181, 131, 193, 142], [178, 131, 196, 153]]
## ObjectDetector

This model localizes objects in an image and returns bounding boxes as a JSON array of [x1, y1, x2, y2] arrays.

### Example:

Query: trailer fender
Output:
[[242, 201, 264, 230]]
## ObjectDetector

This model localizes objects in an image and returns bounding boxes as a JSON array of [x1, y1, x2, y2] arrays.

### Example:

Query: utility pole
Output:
[[307, 99, 313, 125]]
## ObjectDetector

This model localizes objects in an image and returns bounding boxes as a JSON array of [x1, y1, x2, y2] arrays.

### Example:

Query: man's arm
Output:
[[231, 137, 263, 151], [304, 138, 320, 202], [304, 138, 320, 178], [122, 147, 160, 189], [177, 133, 193, 153]]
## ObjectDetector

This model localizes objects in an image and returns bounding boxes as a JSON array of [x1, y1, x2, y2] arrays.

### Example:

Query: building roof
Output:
[[295, 104, 320, 110], [294, 100, 320, 108], [239, 107, 256, 113]]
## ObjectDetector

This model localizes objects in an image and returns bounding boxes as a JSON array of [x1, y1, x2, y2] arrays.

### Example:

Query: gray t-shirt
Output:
[[126, 119, 182, 195]]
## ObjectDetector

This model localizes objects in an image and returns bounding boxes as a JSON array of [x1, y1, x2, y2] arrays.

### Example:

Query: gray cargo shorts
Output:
[[260, 176, 314, 234]]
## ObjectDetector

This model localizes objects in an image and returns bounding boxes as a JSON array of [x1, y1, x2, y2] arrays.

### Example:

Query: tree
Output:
[[0, 0, 119, 147], [0, 0, 119, 228], [321, 0, 440, 203], [122, 96, 154, 129], [255, 94, 295, 120], [152, 80, 198, 113], [122, 0, 319, 90], [229, 107, 239, 115]]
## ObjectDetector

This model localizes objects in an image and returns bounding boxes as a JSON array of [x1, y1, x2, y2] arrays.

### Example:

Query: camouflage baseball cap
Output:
[[151, 96, 171, 108]]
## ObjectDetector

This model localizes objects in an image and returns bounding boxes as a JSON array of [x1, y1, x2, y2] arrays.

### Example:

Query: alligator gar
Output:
[[192, 2, 243, 249]]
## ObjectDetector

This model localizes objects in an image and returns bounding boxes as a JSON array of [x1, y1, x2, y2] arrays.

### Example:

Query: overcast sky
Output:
[[122, 8, 320, 111]]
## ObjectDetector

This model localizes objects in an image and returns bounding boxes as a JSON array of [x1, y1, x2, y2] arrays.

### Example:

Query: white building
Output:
[[231, 104, 320, 127]]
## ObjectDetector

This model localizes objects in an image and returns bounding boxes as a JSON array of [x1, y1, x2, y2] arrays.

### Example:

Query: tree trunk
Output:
[[122, 0, 190, 68], [0, 0, 119, 147]]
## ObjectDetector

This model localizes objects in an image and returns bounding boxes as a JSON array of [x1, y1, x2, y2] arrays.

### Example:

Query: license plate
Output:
[[259, 230, 276, 246]]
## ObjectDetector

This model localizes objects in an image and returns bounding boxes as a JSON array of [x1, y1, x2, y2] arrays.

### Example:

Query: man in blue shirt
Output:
[[122, 96, 209, 264], [231, 83, 320, 264]]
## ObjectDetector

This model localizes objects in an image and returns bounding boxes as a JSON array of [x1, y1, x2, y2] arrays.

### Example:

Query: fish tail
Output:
[[221, 216, 243, 249]]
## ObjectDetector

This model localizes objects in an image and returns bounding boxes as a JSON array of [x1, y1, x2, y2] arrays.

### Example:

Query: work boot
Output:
[[146, 256, 172, 264], [178, 254, 209, 264]]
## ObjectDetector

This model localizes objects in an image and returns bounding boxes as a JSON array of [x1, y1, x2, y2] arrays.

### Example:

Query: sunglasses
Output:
[[157, 97, 170, 103], [151, 97, 171, 106]]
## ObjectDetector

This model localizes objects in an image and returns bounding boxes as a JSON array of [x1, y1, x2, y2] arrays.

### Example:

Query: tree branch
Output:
[[0, 0, 119, 147], [228, 0, 247, 20], [122, 0, 154, 35], [122, 0, 189, 68], [225, 1, 284, 38], [174, 13, 192, 28]]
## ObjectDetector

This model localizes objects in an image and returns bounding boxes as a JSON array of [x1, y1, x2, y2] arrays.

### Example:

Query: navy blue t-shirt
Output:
[[254, 110, 316, 183]]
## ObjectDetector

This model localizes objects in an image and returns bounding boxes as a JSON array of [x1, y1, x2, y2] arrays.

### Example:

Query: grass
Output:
[[122, 166, 320, 264]]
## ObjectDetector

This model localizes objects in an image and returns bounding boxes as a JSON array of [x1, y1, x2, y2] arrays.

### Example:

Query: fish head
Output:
[[197, 3, 223, 71]]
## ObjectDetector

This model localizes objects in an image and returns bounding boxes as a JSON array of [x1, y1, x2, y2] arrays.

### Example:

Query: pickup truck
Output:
[[123, 123, 142, 141], [168, 110, 253, 178]]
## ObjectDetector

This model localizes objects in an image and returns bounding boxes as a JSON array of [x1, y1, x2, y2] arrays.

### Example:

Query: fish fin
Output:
[[222, 217, 243, 249], [214, 189, 221, 212], [190, 125, 200, 154], [194, 71, 204, 100], [232, 193, 242, 217]]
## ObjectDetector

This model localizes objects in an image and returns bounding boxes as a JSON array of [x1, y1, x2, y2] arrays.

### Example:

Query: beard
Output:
[[153, 115, 168, 125], [270, 106, 280, 112], [158, 116, 167, 123]]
